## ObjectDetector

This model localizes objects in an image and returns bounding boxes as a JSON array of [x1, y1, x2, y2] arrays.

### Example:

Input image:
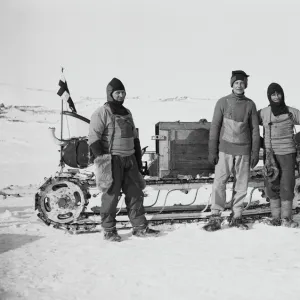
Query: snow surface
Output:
[[1, 89, 300, 300]]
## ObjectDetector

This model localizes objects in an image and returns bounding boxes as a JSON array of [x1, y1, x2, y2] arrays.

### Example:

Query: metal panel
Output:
[[155, 121, 214, 178], [158, 130, 170, 178]]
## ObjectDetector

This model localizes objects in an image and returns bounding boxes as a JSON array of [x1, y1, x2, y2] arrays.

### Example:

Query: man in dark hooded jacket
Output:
[[88, 78, 159, 241], [258, 82, 300, 228]]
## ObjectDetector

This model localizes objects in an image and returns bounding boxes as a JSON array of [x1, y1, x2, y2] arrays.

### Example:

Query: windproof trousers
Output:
[[211, 152, 250, 218], [265, 153, 296, 202], [101, 155, 147, 230]]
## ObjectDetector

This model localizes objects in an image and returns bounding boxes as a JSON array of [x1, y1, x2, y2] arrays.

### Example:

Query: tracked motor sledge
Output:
[[35, 111, 300, 233]]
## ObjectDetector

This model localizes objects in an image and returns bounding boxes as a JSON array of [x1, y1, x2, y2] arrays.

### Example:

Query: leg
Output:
[[270, 198, 281, 219], [277, 154, 298, 227], [265, 164, 281, 219], [122, 155, 148, 229], [231, 154, 250, 218], [226, 154, 250, 230], [203, 152, 233, 232], [211, 152, 233, 214], [101, 156, 123, 231]]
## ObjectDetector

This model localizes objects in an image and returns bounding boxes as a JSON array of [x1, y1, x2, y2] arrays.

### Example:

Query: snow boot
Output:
[[280, 200, 299, 227], [270, 198, 281, 218], [103, 228, 122, 242], [229, 217, 249, 230], [132, 226, 160, 237], [264, 217, 282, 226], [203, 214, 223, 232], [281, 217, 299, 228], [281, 200, 293, 219], [263, 198, 282, 226]]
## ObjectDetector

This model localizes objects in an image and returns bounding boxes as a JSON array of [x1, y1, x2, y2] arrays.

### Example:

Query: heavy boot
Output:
[[281, 218, 299, 228], [229, 217, 249, 230], [265, 198, 281, 226], [264, 218, 282, 226], [132, 226, 160, 237], [103, 228, 122, 242], [203, 214, 223, 232], [281, 200, 298, 228]]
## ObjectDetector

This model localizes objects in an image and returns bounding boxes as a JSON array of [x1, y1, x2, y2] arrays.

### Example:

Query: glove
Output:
[[89, 140, 102, 157], [250, 153, 259, 169], [209, 153, 219, 166]]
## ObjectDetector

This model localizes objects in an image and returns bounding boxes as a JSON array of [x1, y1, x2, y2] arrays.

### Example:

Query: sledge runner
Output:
[[258, 83, 300, 228], [203, 70, 260, 231], [88, 78, 159, 241]]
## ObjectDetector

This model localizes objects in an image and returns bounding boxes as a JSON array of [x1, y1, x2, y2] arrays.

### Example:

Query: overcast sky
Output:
[[1, 0, 300, 108]]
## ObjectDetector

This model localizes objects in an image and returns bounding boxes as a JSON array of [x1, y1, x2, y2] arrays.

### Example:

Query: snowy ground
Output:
[[1, 88, 300, 300]]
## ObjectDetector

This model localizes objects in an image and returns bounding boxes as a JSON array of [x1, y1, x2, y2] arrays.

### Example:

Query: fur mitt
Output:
[[262, 150, 279, 183], [94, 154, 113, 193]]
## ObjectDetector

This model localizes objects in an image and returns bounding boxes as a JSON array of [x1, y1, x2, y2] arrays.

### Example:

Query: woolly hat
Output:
[[230, 70, 249, 88]]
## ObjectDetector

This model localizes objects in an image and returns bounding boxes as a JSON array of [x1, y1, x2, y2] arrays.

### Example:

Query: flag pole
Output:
[[59, 67, 64, 169], [60, 98, 64, 168], [57, 67, 76, 170], [61, 98, 63, 140]]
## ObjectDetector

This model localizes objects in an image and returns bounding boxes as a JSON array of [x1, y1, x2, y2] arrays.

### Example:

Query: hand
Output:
[[209, 153, 219, 166], [250, 154, 259, 169]]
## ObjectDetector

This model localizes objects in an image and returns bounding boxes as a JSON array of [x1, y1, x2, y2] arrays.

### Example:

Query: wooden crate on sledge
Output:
[[149, 120, 214, 178]]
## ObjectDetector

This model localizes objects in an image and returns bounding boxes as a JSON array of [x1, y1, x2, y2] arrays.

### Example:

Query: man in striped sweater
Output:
[[203, 70, 260, 231]]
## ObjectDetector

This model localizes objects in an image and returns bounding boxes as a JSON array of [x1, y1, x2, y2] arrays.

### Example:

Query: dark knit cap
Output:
[[230, 70, 249, 88]]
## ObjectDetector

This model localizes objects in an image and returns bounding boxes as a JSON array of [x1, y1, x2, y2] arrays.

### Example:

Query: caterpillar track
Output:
[[35, 170, 300, 234]]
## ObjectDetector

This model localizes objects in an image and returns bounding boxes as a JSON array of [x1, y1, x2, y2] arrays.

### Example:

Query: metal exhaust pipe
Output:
[[48, 127, 69, 146]]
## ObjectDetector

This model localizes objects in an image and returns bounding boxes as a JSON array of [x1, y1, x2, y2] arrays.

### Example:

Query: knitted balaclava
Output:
[[230, 70, 249, 88], [267, 82, 288, 116], [106, 78, 128, 115]]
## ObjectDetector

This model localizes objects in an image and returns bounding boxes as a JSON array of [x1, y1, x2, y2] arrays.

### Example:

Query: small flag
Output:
[[57, 68, 77, 113]]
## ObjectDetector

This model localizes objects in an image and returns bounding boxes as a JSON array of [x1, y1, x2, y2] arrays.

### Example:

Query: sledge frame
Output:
[[37, 113, 300, 233], [88, 176, 268, 223]]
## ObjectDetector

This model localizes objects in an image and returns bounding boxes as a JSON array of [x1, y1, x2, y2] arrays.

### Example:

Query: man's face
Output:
[[233, 80, 246, 95], [112, 90, 126, 102], [270, 91, 282, 103]]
